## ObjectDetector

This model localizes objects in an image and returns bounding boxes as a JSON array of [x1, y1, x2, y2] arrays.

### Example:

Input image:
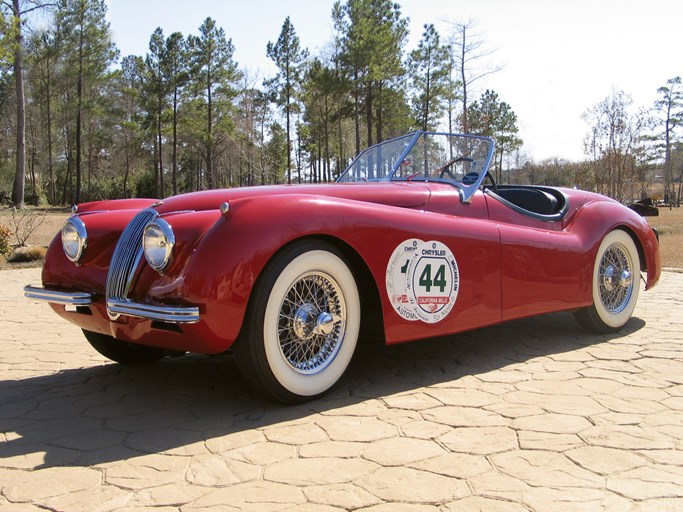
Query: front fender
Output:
[[173, 195, 380, 348], [170, 193, 501, 349]]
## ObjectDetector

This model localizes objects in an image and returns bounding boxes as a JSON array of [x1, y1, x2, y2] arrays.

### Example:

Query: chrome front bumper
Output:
[[24, 285, 199, 324], [24, 285, 93, 305], [107, 298, 199, 323]]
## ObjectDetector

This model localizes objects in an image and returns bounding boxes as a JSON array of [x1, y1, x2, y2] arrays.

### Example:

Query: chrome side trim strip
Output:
[[24, 285, 93, 306], [106, 299, 199, 324]]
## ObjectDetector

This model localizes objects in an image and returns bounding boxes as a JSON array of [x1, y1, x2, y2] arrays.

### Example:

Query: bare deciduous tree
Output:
[[654, 77, 682, 205], [584, 90, 651, 202], [445, 18, 501, 134]]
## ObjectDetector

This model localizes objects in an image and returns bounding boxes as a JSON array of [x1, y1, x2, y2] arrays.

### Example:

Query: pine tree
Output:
[[409, 24, 449, 132], [164, 32, 188, 196], [469, 90, 522, 182], [187, 17, 240, 189], [266, 16, 308, 184], [117, 55, 146, 198], [335, 0, 407, 153], [56, 0, 118, 203], [145, 27, 167, 197], [26, 30, 58, 204], [1, 0, 53, 206]]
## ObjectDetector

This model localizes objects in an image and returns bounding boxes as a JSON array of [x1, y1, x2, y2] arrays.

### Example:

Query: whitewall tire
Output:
[[575, 230, 640, 333], [236, 241, 360, 403]]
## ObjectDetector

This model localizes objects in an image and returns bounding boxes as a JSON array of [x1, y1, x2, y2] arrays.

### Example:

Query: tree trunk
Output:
[[46, 55, 55, 205], [366, 82, 373, 179], [123, 135, 130, 198], [285, 71, 292, 185], [11, 0, 26, 207], [157, 94, 164, 197], [353, 67, 360, 157], [365, 81, 373, 148], [324, 97, 330, 182], [75, 22, 84, 204], [206, 67, 213, 189], [172, 87, 178, 196], [376, 80, 383, 144], [28, 123, 36, 199], [459, 26, 468, 133], [423, 71, 431, 132], [62, 101, 73, 205]]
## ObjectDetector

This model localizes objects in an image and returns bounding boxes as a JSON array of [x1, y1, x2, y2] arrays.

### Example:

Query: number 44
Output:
[[419, 264, 447, 293]]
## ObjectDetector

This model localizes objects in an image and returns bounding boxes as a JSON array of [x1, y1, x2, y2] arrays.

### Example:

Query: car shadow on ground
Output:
[[0, 311, 646, 469]]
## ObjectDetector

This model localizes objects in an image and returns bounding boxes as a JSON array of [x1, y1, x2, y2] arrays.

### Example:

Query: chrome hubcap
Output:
[[293, 303, 317, 339], [602, 265, 632, 291], [598, 244, 634, 314], [314, 312, 336, 336], [278, 272, 346, 374]]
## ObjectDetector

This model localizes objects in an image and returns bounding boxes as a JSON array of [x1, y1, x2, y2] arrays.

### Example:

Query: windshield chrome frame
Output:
[[337, 131, 496, 203]]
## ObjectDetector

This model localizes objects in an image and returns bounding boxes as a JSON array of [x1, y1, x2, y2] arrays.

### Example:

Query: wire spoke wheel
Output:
[[236, 241, 360, 403], [598, 243, 634, 314], [575, 230, 640, 333], [278, 271, 346, 374]]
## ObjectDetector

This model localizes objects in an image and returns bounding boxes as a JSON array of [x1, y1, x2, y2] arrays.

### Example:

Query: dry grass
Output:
[[0, 209, 68, 270], [646, 206, 683, 269], [0, 206, 681, 271], [7, 245, 48, 263]]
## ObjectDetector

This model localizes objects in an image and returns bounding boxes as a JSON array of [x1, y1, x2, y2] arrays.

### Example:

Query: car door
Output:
[[484, 193, 588, 321], [380, 188, 503, 344]]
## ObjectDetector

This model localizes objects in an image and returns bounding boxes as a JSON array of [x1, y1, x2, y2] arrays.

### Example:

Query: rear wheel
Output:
[[83, 330, 165, 364], [235, 240, 361, 403], [575, 230, 640, 333]]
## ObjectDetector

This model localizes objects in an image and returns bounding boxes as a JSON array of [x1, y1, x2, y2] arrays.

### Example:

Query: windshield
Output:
[[338, 131, 495, 202]]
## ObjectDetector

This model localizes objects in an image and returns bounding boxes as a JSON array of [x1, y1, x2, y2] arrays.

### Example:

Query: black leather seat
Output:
[[497, 188, 558, 215]]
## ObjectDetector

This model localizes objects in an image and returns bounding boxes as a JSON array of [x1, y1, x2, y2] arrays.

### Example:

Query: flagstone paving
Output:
[[2, 267, 683, 511]]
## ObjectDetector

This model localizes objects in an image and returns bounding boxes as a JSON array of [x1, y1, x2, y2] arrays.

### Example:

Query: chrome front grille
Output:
[[106, 209, 158, 312]]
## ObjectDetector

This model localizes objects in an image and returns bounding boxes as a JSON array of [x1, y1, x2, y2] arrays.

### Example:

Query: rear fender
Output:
[[567, 200, 661, 289]]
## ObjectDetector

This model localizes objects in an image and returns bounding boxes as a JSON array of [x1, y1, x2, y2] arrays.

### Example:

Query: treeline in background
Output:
[[1, 0, 681, 207]]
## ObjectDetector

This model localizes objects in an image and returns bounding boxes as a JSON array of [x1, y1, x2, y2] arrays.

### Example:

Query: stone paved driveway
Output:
[[2, 268, 683, 511]]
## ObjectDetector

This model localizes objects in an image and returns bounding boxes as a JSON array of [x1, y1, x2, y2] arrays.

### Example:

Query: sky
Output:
[[104, 0, 683, 162]]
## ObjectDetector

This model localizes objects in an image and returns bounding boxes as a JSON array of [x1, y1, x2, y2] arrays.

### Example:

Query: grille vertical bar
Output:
[[106, 209, 158, 308]]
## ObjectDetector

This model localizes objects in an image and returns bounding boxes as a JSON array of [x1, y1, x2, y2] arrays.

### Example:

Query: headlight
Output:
[[62, 217, 87, 263], [142, 218, 175, 272]]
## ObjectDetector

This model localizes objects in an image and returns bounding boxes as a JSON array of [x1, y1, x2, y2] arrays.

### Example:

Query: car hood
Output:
[[154, 182, 430, 214]]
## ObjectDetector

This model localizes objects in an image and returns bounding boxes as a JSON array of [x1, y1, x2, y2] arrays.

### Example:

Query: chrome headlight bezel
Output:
[[142, 218, 175, 273], [62, 216, 88, 263]]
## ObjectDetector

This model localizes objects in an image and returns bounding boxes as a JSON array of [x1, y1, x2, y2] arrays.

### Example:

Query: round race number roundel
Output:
[[386, 239, 459, 323], [386, 238, 421, 321]]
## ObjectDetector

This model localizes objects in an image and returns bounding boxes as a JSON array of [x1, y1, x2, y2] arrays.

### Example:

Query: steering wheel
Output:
[[462, 170, 498, 193], [438, 156, 475, 180]]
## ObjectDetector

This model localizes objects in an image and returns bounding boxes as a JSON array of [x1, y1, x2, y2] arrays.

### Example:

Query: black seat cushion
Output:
[[497, 188, 558, 215]]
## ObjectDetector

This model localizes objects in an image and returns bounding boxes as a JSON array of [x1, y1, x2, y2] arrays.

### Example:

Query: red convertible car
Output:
[[25, 132, 661, 402]]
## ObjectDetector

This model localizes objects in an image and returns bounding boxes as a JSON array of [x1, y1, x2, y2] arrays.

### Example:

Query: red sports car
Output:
[[25, 132, 661, 402]]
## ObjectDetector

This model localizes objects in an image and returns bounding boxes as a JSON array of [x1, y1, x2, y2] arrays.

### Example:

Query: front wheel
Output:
[[235, 241, 361, 403], [83, 330, 165, 364], [575, 230, 640, 333]]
